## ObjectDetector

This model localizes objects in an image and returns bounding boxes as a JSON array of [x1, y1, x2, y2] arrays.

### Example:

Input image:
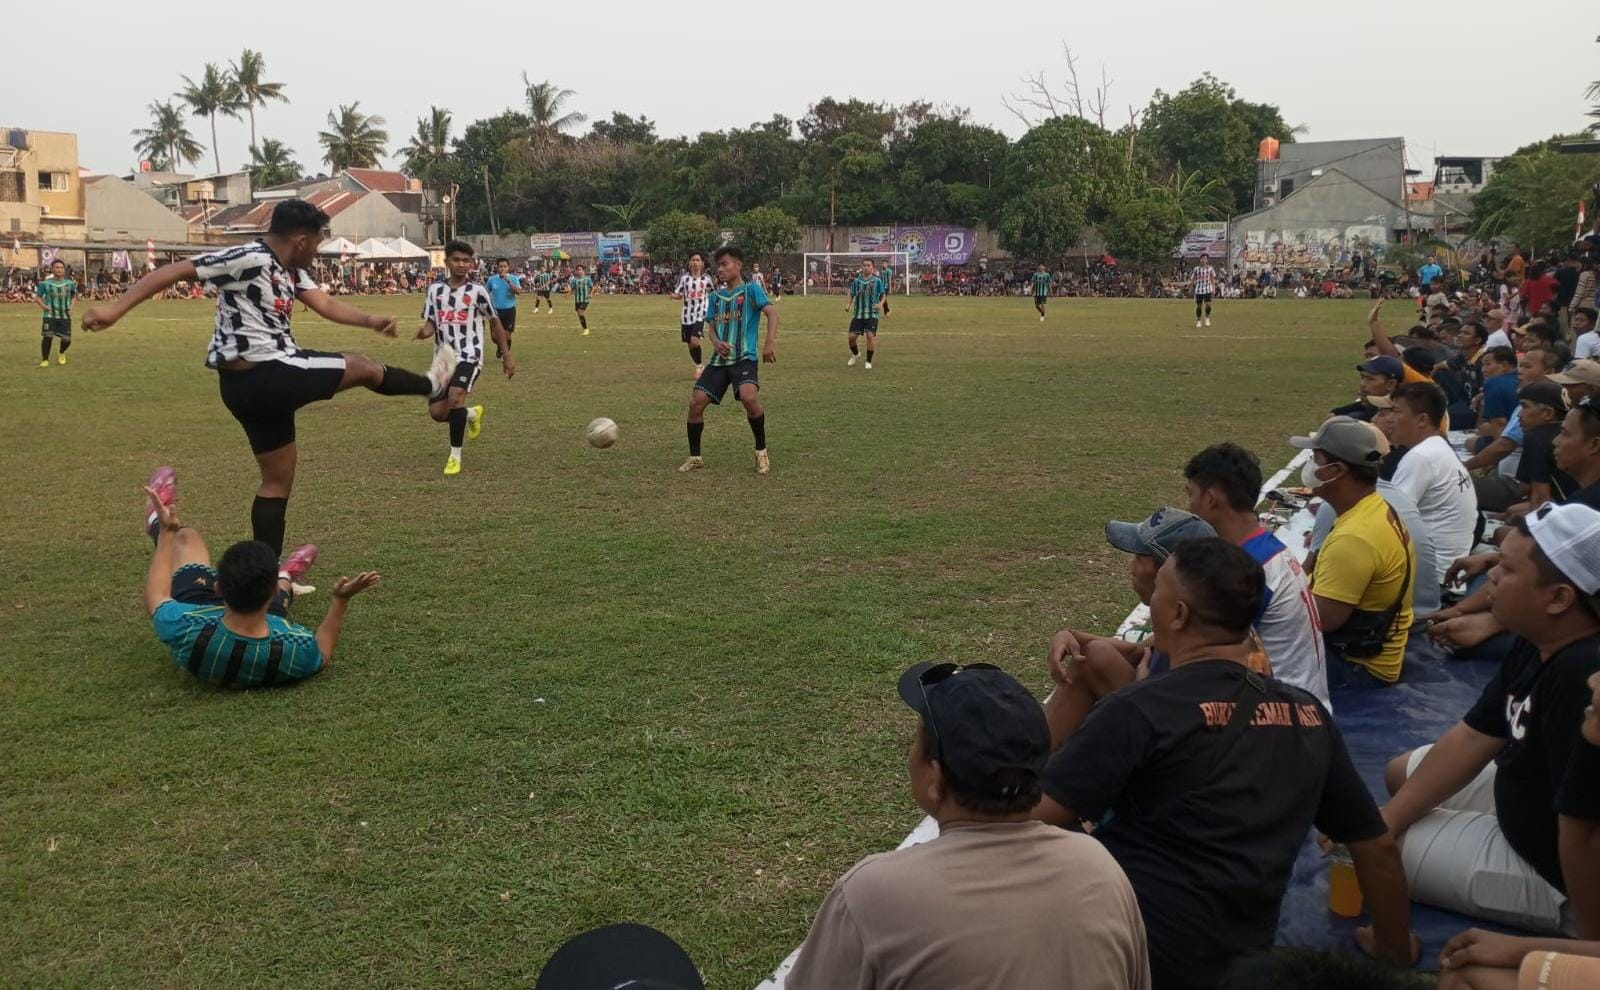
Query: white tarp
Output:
[[317, 237, 359, 257], [382, 237, 430, 260], [354, 237, 401, 260]]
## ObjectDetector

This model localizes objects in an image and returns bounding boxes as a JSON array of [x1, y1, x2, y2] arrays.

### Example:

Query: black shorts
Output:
[[681, 322, 705, 343], [1034, 294, 1048, 306], [537, 289, 552, 299], [575, 302, 588, 312], [216, 350, 347, 455], [171, 563, 290, 615], [495, 307, 517, 332], [447, 360, 482, 395], [694, 360, 759, 404], [42, 316, 72, 338], [1195, 292, 1213, 304], [849, 317, 880, 334]]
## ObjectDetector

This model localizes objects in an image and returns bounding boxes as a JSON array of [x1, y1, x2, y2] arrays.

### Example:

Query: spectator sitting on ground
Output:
[[1381, 503, 1600, 937], [1465, 347, 1563, 491], [1041, 508, 1221, 744], [1484, 309, 1514, 350], [1331, 355, 1405, 422], [1549, 397, 1600, 510], [1524, 320, 1572, 366], [1473, 347, 1520, 451], [1183, 443, 1330, 707], [787, 662, 1152, 990], [1572, 308, 1599, 361], [1036, 538, 1420, 989], [1384, 383, 1479, 577], [1551, 359, 1600, 409], [1293, 418, 1417, 688]]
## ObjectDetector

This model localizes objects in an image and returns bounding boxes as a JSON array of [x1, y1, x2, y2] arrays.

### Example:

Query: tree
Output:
[[998, 116, 1137, 225], [643, 210, 722, 265], [725, 205, 801, 264], [1160, 166, 1231, 226], [229, 49, 287, 151], [443, 110, 529, 233], [589, 112, 657, 145], [1101, 193, 1187, 264], [997, 183, 1087, 264], [248, 138, 300, 188], [889, 112, 1008, 223], [177, 62, 243, 174], [591, 198, 647, 230], [1469, 135, 1600, 250], [319, 102, 388, 171], [1142, 74, 1293, 211], [523, 75, 586, 144], [402, 106, 452, 182], [132, 101, 205, 171]]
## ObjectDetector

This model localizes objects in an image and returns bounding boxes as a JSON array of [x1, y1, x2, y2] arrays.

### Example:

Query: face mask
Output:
[[1302, 459, 1332, 490]]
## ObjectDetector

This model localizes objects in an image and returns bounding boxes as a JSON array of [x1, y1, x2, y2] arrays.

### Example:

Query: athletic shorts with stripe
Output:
[[447, 360, 483, 395], [681, 322, 706, 343], [216, 349, 346, 455]]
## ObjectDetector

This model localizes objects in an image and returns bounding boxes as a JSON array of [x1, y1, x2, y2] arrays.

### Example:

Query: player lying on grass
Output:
[[82, 198, 456, 560], [416, 240, 515, 476], [142, 467, 380, 688]]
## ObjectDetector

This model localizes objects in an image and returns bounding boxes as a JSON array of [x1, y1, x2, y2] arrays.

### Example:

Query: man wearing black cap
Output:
[[1514, 380, 1579, 510], [1036, 539, 1419, 989], [1331, 355, 1404, 422], [788, 663, 1151, 990]]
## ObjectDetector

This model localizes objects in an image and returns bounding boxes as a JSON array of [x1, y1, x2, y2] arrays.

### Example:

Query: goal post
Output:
[[801, 251, 913, 295]]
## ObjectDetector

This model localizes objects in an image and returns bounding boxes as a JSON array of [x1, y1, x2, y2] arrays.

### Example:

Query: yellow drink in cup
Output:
[[1328, 845, 1363, 918]]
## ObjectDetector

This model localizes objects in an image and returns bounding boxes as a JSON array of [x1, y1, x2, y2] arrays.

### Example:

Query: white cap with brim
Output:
[[1527, 503, 1600, 596]]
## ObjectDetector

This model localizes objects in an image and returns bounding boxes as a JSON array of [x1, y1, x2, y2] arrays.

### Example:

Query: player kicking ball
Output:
[[846, 258, 883, 369], [1031, 264, 1052, 321], [142, 466, 380, 688], [570, 265, 595, 335], [82, 198, 457, 560], [1192, 256, 1216, 327], [680, 246, 778, 475], [417, 241, 515, 476], [671, 251, 714, 378]]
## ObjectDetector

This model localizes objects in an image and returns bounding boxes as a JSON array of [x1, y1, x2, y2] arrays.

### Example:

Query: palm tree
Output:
[[522, 74, 586, 144], [248, 138, 301, 188], [318, 102, 388, 171], [592, 200, 646, 229], [401, 106, 452, 182], [1162, 166, 1231, 223], [177, 62, 243, 174], [132, 101, 205, 171], [230, 49, 288, 151]]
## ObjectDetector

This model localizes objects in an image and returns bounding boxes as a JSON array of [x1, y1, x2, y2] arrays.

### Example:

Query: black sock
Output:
[[748, 414, 766, 449], [689, 344, 703, 364], [376, 365, 433, 396], [688, 421, 704, 457], [580, 315, 588, 329], [58, 338, 70, 354], [849, 340, 859, 355], [251, 496, 288, 558], [866, 349, 874, 362], [41, 337, 51, 361], [448, 407, 467, 447]]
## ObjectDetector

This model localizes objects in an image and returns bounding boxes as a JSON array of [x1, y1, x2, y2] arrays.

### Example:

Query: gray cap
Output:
[[1104, 507, 1217, 561], [1289, 416, 1389, 465]]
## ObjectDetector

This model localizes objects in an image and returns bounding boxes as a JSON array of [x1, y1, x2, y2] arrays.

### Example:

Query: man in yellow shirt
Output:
[[1291, 418, 1417, 686]]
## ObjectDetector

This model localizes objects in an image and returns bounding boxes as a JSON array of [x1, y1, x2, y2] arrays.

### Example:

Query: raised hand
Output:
[[332, 571, 381, 600]]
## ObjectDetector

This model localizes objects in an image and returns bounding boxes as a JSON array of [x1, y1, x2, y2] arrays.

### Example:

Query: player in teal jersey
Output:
[[569, 265, 596, 334], [35, 259, 77, 366], [877, 262, 894, 317], [680, 246, 779, 475], [532, 266, 554, 313], [846, 258, 884, 370], [1031, 264, 1052, 321]]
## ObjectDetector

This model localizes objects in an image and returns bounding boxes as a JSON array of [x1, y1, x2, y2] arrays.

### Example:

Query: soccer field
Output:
[[3, 293, 1360, 987]]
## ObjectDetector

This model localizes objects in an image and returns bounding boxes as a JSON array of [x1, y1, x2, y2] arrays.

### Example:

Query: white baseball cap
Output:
[[1527, 502, 1600, 596]]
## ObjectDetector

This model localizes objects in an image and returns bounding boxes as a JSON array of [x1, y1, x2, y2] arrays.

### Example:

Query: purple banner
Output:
[[894, 225, 977, 265]]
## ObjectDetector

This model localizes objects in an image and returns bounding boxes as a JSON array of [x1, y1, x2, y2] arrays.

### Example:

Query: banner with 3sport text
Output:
[[848, 225, 978, 265]]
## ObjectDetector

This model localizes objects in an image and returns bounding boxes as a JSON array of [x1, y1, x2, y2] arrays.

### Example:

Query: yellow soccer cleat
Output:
[[443, 455, 462, 476], [467, 404, 484, 441], [755, 449, 770, 475], [58, 354, 68, 365], [38, 360, 50, 368], [581, 328, 590, 336], [677, 456, 704, 473]]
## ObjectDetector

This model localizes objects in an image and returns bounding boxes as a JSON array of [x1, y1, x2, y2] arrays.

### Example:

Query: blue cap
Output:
[[1357, 356, 1405, 379], [1104, 507, 1217, 561]]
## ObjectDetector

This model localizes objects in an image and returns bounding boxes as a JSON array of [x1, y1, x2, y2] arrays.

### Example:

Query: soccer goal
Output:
[[801, 251, 913, 296]]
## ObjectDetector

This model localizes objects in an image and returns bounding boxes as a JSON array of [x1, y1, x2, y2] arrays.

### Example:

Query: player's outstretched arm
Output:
[[761, 304, 779, 363], [314, 571, 380, 667], [300, 288, 398, 336], [415, 320, 436, 340], [82, 260, 198, 330], [142, 485, 184, 616]]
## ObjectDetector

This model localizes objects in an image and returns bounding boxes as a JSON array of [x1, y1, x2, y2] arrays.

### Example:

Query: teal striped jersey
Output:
[[850, 274, 883, 319], [1031, 271, 1052, 296], [569, 275, 594, 304], [36, 277, 77, 318], [152, 601, 323, 687], [877, 266, 894, 290], [705, 279, 772, 365], [535, 271, 553, 289]]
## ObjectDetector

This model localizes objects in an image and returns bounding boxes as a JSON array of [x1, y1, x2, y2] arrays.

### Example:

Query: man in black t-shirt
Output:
[[1036, 538, 1419, 989], [1554, 397, 1600, 509], [1382, 503, 1600, 937], [1517, 381, 1580, 507]]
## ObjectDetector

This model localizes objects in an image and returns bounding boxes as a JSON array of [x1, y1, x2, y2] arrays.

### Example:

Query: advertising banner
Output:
[[529, 233, 561, 252], [848, 226, 894, 252], [598, 231, 633, 263], [895, 225, 977, 265], [1175, 223, 1228, 259], [560, 232, 598, 254]]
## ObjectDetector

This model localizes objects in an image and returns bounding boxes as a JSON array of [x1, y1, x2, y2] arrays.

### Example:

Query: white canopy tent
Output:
[[353, 237, 401, 260], [382, 237, 430, 259], [317, 236, 360, 257]]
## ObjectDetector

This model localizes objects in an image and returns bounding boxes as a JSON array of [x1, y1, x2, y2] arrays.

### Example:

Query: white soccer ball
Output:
[[586, 417, 619, 449]]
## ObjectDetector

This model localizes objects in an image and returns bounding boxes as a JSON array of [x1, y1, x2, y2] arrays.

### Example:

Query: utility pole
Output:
[[482, 165, 498, 235]]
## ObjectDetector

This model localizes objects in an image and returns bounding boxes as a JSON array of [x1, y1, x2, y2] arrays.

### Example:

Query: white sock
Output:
[[467, 407, 479, 422], [147, 510, 159, 531], [450, 446, 463, 460]]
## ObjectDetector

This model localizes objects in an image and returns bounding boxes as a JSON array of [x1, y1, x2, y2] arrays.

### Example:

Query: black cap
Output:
[[897, 663, 1049, 792], [1519, 380, 1569, 415], [537, 924, 704, 990]]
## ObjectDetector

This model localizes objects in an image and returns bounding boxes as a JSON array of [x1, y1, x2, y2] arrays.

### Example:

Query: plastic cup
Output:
[[1328, 845, 1363, 918]]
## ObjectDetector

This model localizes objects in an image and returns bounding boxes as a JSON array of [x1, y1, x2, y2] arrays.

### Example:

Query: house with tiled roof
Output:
[[209, 181, 427, 241]]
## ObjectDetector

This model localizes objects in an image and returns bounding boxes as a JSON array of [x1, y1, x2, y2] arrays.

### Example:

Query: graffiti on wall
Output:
[[1232, 223, 1390, 269]]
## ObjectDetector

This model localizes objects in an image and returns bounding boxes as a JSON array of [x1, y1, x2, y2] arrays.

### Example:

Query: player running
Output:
[[485, 258, 522, 359], [1192, 257, 1216, 327], [1031, 264, 1052, 321], [846, 258, 883, 370], [417, 241, 515, 476], [671, 251, 715, 378], [570, 265, 595, 335], [81, 198, 457, 559], [36, 259, 77, 366], [532, 264, 554, 314], [680, 247, 779, 475]]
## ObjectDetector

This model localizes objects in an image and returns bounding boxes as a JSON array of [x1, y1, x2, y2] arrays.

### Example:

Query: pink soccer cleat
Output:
[[145, 466, 176, 538], [279, 544, 319, 584]]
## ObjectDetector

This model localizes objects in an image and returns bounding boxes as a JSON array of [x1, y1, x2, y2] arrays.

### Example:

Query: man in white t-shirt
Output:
[[1184, 443, 1331, 708], [1385, 382, 1478, 575], [1573, 306, 1599, 361], [1483, 308, 1514, 351]]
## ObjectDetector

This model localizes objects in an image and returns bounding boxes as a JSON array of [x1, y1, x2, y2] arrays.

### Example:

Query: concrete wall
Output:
[[0, 128, 84, 238], [1231, 172, 1404, 269], [1260, 139, 1405, 207], [85, 177, 190, 242], [329, 194, 425, 241]]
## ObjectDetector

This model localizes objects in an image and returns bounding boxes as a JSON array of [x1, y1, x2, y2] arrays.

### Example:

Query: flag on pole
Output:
[[146, 238, 156, 270], [112, 249, 131, 272], [40, 246, 59, 267]]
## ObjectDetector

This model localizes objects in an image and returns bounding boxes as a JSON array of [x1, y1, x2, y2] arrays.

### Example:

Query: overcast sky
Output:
[[15, 0, 1597, 180]]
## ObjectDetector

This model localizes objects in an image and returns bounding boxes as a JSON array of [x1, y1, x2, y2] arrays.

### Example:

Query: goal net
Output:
[[801, 251, 913, 296]]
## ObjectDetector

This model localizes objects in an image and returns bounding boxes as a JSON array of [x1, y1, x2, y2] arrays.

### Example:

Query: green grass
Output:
[[1, 292, 1358, 988]]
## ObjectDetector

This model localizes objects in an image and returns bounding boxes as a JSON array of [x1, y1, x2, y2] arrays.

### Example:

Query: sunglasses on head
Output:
[[917, 662, 1000, 767]]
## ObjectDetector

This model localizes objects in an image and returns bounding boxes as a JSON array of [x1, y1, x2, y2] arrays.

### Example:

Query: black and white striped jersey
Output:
[[676, 273, 714, 325], [192, 240, 318, 368], [422, 280, 495, 365]]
